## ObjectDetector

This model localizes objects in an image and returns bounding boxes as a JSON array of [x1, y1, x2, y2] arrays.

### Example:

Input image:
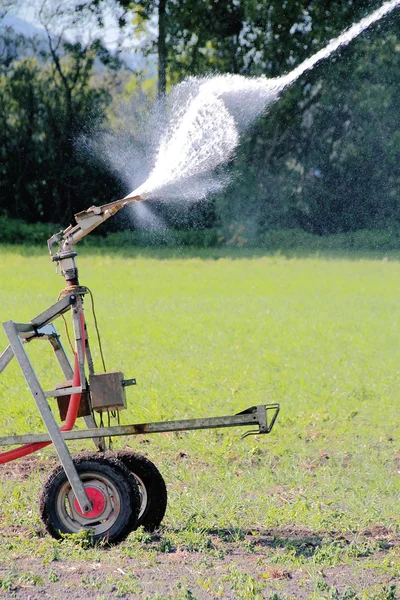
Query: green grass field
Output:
[[0, 246, 399, 599]]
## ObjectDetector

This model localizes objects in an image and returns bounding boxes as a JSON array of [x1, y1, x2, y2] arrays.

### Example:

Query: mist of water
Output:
[[124, 0, 400, 203], [132, 201, 168, 230]]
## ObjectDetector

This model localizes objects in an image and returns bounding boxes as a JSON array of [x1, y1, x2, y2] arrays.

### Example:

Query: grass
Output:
[[0, 244, 399, 598]]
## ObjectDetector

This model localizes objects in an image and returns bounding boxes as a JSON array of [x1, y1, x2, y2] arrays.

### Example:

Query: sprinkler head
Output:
[[123, 191, 147, 202]]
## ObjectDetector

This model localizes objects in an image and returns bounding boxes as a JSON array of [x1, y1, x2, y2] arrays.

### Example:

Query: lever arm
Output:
[[47, 195, 142, 258]]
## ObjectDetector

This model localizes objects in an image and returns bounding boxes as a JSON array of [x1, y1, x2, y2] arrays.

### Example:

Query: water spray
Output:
[[124, 0, 400, 204], [0, 0, 399, 544]]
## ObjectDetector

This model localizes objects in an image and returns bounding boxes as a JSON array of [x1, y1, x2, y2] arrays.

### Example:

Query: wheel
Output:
[[39, 454, 141, 544], [113, 450, 167, 531]]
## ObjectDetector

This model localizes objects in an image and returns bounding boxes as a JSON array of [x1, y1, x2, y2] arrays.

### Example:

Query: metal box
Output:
[[55, 380, 91, 421], [89, 371, 127, 412]]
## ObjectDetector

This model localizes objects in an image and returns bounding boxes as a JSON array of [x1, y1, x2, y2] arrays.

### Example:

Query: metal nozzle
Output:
[[122, 191, 146, 202]]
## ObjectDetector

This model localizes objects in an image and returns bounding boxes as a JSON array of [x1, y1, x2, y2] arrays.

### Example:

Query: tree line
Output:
[[1, 0, 400, 241]]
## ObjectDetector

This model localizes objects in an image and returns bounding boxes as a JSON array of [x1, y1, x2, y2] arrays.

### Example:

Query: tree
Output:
[[106, 0, 246, 96], [0, 27, 124, 224], [2, 0, 400, 236], [289, 28, 400, 234]]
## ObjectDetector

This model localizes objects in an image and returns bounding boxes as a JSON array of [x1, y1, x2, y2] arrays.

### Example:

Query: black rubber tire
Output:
[[113, 450, 167, 532], [39, 454, 140, 545]]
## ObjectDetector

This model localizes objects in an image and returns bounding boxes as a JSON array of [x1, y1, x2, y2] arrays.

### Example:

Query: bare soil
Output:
[[1, 527, 399, 599], [0, 460, 399, 599]]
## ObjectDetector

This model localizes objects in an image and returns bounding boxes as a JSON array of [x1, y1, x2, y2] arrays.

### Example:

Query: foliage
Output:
[[209, 23, 400, 236], [1, 1, 400, 237], [0, 217, 57, 244], [4, 215, 400, 253], [0, 25, 124, 224], [286, 31, 400, 234]]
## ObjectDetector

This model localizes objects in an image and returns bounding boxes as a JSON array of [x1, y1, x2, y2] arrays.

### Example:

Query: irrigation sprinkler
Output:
[[0, 194, 279, 544], [2, 0, 399, 544]]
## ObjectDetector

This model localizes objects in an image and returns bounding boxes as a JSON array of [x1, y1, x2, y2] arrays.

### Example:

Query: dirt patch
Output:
[[0, 547, 397, 600], [0, 525, 399, 599], [0, 456, 57, 480], [1, 459, 399, 599]]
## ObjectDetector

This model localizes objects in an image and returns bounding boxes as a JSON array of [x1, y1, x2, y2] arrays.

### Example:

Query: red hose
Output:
[[0, 441, 51, 464], [61, 349, 83, 432], [0, 312, 85, 465]]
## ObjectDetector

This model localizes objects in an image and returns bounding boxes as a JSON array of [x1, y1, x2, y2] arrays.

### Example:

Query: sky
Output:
[[5, 0, 144, 50]]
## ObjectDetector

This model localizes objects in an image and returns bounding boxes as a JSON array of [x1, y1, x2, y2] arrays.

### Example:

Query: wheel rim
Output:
[[56, 472, 121, 535], [133, 473, 148, 520], [73, 486, 106, 519]]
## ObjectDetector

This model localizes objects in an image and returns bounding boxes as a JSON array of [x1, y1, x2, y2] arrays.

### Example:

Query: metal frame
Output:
[[0, 291, 279, 501], [0, 292, 280, 440], [0, 197, 280, 517], [2, 317, 91, 513], [0, 404, 280, 446]]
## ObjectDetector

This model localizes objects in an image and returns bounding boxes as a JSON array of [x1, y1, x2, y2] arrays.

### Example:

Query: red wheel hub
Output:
[[74, 486, 106, 518]]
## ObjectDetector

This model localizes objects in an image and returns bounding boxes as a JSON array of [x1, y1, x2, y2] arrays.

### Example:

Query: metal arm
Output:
[[47, 194, 143, 282], [47, 195, 143, 260]]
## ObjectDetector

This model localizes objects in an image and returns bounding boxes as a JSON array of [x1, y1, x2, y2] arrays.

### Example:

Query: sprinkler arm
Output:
[[47, 195, 142, 258]]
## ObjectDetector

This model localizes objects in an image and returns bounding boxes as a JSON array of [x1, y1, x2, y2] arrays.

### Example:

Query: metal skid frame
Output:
[[0, 291, 95, 512], [0, 196, 280, 519], [0, 288, 280, 513]]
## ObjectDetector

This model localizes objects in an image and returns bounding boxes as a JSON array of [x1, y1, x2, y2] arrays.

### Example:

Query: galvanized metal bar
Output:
[[0, 405, 279, 446], [81, 328, 106, 449], [84, 336, 95, 376], [71, 300, 86, 390], [2, 320, 91, 513], [15, 323, 37, 335], [44, 387, 82, 398], [82, 332, 106, 450], [257, 405, 268, 433], [31, 295, 75, 329], [48, 334, 74, 379], [0, 345, 14, 374], [82, 414, 106, 452]]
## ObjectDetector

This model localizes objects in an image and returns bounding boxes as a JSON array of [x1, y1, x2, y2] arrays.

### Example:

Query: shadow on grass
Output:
[[152, 524, 399, 558], [209, 526, 324, 557], [153, 526, 324, 558]]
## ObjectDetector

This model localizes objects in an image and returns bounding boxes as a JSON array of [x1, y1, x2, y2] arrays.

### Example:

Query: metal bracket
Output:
[[0, 403, 280, 446], [2, 320, 91, 514], [45, 386, 82, 398], [122, 378, 136, 387], [239, 404, 280, 438]]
